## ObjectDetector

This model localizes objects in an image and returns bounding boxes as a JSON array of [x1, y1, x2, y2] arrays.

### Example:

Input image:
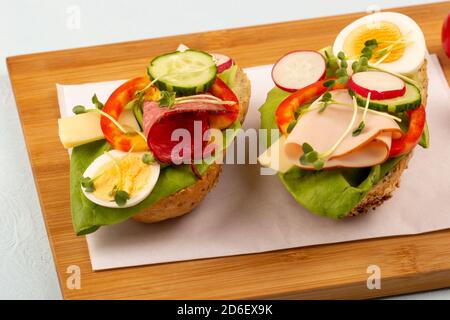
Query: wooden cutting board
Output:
[[7, 2, 450, 299]]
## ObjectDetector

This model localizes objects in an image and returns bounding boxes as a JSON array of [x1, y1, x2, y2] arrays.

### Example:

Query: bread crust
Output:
[[348, 61, 428, 216], [133, 67, 251, 223]]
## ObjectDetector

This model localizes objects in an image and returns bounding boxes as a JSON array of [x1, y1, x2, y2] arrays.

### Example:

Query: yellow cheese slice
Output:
[[58, 111, 104, 149], [58, 110, 140, 149], [258, 135, 293, 173]]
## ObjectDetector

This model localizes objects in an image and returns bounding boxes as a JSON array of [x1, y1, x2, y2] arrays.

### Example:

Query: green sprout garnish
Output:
[[321, 50, 350, 95], [142, 152, 156, 165], [299, 143, 324, 170], [124, 95, 145, 130], [92, 94, 104, 110], [335, 51, 350, 84], [124, 97, 140, 110], [287, 119, 297, 133], [323, 79, 336, 88], [352, 92, 371, 137], [159, 90, 176, 108], [108, 185, 118, 197], [324, 49, 339, 78], [318, 92, 332, 113], [114, 190, 130, 207], [81, 176, 95, 193], [352, 121, 365, 137], [72, 105, 87, 115], [72, 94, 104, 114]]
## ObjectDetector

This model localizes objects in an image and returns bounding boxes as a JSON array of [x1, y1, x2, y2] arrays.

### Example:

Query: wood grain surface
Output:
[[7, 2, 450, 299]]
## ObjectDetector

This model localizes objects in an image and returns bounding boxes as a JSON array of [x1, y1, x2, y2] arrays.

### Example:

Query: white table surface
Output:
[[1, 0, 449, 300]]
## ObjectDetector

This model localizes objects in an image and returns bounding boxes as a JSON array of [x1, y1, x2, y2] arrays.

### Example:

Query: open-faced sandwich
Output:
[[58, 45, 250, 235], [259, 12, 429, 219]]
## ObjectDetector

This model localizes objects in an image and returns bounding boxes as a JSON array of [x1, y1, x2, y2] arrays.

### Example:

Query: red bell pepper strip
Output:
[[208, 77, 240, 129], [100, 77, 159, 152], [275, 80, 346, 135], [389, 105, 426, 157]]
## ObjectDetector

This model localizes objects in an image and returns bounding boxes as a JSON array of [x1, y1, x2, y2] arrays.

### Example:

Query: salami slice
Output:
[[143, 99, 230, 164]]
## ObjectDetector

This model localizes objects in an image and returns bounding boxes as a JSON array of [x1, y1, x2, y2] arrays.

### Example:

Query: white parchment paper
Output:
[[57, 55, 450, 271]]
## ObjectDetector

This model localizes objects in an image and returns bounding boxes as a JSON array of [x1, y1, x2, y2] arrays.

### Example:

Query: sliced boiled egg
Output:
[[81, 150, 160, 208], [333, 12, 426, 74]]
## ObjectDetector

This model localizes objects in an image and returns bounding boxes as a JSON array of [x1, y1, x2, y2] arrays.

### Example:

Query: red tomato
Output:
[[443, 12, 450, 58]]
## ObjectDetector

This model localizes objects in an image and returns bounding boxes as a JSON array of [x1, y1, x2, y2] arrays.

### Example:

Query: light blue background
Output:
[[1, 0, 449, 299]]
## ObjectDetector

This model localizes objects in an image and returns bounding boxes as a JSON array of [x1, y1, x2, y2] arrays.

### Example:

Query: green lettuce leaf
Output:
[[259, 86, 405, 219], [218, 64, 238, 89], [71, 121, 241, 236]]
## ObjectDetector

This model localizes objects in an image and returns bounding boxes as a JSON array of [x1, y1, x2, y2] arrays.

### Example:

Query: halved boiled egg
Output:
[[81, 150, 160, 208], [333, 12, 426, 74]]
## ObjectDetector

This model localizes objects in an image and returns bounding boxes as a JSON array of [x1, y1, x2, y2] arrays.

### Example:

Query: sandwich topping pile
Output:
[[259, 12, 429, 218], [58, 46, 247, 235]]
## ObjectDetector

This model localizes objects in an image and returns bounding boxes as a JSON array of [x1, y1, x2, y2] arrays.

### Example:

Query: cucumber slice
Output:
[[349, 83, 421, 113], [148, 50, 217, 96]]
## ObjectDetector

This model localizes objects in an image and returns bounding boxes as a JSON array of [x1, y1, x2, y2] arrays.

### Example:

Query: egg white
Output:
[[333, 12, 426, 74], [81, 150, 160, 208]]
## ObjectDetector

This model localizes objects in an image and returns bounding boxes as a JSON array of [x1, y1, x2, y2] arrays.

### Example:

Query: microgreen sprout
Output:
[[174, 95, 236, 106], [72, 94, 105, 113], [114, 190, 130, 207], [335, 51, 350, 84], [135, 76, 160, 100], [124, 96, 143, 111], [287, 119, 297, 133], [81, 176, 95, 193], [159, 91, 176, 108], [324, 49, 339, 78], [92, 94, 104, 110], [294, 104, 305, 119], [72, 105, 86, 115], [299, 143, 325, 170], [323, 79, 336, 88], [352, 92, 371, 137], [142, 152, 156, 165], [109, 185, 118, 197], [318, 92, 333, 113], [124, 96, 146, 130], [352, 122, 365, 137]]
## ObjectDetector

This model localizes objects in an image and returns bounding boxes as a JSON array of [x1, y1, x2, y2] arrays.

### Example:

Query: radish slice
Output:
[[349, 71, 406, 100], [271, 50, 326, 92], [211, 53, 233, 73]]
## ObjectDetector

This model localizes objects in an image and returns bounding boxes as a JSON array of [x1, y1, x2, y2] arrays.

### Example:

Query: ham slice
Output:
[[259, 89, 403, 171], [143, 98, 230, 164]]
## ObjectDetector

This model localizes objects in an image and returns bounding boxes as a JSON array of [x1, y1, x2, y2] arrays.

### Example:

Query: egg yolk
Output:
[[93, 154, 152, 201], [343, 21, 406, 63]]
